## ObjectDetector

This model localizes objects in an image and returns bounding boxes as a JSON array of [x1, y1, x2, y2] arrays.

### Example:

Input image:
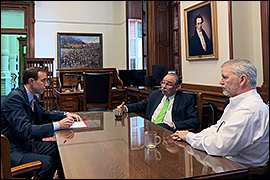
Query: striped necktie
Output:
[[154, 97, 169, 124]]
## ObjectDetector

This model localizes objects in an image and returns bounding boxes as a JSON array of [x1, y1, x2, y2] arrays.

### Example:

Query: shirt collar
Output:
[[196, 28, 203, 35], [165, 93, 175, 101], [24, 85, 34, 103], [229, 89, 257, 109]]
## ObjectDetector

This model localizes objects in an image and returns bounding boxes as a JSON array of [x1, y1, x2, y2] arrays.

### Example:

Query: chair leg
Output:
[[32, 170, 41, 179]]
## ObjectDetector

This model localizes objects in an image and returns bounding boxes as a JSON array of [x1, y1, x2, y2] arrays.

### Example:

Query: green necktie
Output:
[[155, 98, 169, 124]]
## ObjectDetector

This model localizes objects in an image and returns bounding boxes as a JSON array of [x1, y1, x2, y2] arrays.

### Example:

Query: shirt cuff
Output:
[[186, 132, 194, 144], [172, 122, 176, 129], [124, 105, 128, 112], [53, 122, 60, 131]]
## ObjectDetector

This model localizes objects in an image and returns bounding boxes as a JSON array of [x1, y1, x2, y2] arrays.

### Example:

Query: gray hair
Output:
[[221, 58, 257, 88], [167, 73, 181, 85]]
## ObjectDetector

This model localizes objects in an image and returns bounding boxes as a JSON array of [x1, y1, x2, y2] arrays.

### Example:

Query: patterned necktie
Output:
[[31, 99, 35, 112], [155, 97, 169, 124]]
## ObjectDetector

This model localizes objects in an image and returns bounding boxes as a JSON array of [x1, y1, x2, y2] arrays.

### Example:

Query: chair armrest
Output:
[[187, 128, 200, 133], [248, 165, 269, 175], [11, 161, 42, 177]]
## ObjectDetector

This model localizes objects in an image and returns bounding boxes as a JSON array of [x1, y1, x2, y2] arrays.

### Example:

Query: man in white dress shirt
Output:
[[171, 58, 269, 168]]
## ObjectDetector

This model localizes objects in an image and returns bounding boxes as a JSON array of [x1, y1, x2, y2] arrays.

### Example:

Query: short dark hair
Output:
[[194, 14, 204, 25], [22, 67, 47, 85]]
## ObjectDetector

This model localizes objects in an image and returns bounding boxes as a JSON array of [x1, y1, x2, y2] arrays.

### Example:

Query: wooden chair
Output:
[[1, 134, 42, 179], [83, 72, 113, 111], [182, 91, 203, 133]]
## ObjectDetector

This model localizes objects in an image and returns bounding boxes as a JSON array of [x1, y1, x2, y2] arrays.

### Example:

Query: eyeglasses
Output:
[[160, 81, 175, 87]]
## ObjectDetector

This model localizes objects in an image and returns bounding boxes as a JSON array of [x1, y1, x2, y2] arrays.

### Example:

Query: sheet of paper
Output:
[[70, 121, 88, 129]]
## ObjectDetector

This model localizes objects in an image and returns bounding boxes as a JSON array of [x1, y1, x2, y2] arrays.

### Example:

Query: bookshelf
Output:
[[172, 1, 181, 76]]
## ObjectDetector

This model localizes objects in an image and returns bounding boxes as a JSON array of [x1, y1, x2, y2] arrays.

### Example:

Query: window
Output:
[[1, 9, 25, 28], [1, 1, 34, 103], [128, 19, 143, 70]]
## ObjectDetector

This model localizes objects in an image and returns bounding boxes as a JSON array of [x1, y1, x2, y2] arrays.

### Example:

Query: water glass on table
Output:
[[115, 108, 123, 117], [144, 131, 161, 148]]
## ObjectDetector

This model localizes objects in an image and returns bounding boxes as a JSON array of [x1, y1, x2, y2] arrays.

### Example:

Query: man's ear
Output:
[[28, 78, 35, 85], [175, 84, 180, 90], [239, 75, 247, 86]]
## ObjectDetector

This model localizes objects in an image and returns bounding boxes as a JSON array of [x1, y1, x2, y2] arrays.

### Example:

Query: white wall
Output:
[[35, 1, 263, 87], [232, 1, 263, 86], [35, 1, 126, 76], [180, 1, 263, 87]]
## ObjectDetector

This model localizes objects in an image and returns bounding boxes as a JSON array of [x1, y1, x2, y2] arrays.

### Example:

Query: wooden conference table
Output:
[[54, 110, 248, 179]]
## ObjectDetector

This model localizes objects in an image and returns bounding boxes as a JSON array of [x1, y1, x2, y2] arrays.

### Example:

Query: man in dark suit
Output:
[[189, 14, 213, 56], [1, 67, 83, 179], [117, 73, 200, 132]]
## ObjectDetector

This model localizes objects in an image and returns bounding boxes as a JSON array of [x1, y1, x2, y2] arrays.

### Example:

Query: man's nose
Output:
[[219, 79, 224, 85]]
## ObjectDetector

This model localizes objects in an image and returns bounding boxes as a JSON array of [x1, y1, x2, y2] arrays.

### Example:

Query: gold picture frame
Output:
[[184, 1, 218, 61], [57, 32, 103, 68]]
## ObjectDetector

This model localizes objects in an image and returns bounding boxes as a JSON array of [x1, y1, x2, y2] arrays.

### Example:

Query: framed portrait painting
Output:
[[184, 1, 218, 60], [57, 32, 103, 68]]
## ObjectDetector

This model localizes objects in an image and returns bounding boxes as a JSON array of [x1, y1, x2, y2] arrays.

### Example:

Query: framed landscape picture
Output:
[[57, 32, 103, 68]]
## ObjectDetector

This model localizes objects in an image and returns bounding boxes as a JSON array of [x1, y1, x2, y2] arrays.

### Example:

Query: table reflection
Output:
[[55, 110, 247, 179], [114, 111, 128, 127], [129, 116, 145, 150]]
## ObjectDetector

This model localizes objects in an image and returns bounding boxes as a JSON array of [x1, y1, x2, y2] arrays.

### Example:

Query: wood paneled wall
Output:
[[180, 83, 227, 120], [146, 1, 173, 75]]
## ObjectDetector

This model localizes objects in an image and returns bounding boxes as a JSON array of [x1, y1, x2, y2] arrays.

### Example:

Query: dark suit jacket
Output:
[[126, 90, 200, 131], [1, 86, 64, 166], [189, 28, 213, 56]]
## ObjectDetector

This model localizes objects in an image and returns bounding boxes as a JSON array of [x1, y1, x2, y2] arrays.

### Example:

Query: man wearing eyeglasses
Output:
[[117, 73, 200, 132], [1, 67, 83, 179]]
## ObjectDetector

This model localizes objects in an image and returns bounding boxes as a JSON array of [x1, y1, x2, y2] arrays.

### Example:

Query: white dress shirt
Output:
[[197, 29, 207, 51], [186, 89, 269, 167]]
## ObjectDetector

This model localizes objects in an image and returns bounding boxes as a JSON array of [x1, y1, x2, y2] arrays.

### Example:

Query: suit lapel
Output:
[[154, 91, 163, 108], [33, 96, 43, 124], [17, 86, 36, 124], [18, 86, 32, 112], [172, 91, 182, 117], [148, 91, 163, 118], [19, 86, 43, 124]]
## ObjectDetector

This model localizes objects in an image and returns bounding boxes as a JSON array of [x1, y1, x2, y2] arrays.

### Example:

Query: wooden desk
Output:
[[55, 111, 248, 179], [111, 88, 125, 109], [55, 89, 125, 112], [125, 87, 151, 103], [55, 90, 83, 112]]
